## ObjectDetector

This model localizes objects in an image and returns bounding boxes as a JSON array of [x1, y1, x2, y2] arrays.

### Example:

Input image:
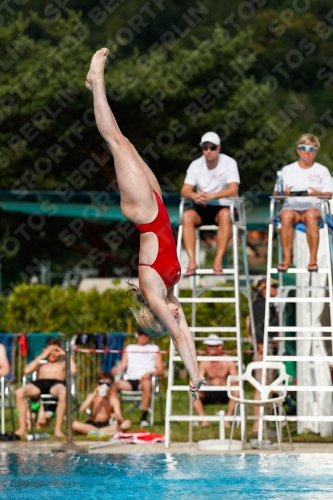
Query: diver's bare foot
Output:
[[86, 47, 109, 91], [54, 429, 65, 438]]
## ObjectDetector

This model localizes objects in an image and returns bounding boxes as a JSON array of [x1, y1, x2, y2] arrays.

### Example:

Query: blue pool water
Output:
[[1, 453, 333, 499]]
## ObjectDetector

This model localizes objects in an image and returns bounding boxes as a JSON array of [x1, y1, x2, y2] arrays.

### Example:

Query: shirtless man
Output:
[[0, 344, 10, 376], [15, 337, 77, 438], [192, 335, 238, 427], [72, 372, 131, 436]]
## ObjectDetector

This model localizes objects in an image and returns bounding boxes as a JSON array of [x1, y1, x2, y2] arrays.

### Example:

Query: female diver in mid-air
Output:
[[85, 48, 206, 401]]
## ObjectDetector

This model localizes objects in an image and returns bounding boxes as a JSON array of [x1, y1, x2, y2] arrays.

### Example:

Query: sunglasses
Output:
[[98, 381, 112, 386], [201, 145, 218, 151], [298, 144, 317, 152]]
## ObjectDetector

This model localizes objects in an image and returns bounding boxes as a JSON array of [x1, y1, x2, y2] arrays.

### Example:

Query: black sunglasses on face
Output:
[[201, 145, 218, 151], [98, 381, 112, 386]]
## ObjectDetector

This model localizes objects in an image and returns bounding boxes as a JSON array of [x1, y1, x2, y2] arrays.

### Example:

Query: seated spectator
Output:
[[72, 372, 131, 436], [15, 337, 76, 438], [180, 131, 240, 276], [113, 327, 164, 426], [274, 133, 332, 272], [0, 344, 10, 376], [192, 335, 238, 427]]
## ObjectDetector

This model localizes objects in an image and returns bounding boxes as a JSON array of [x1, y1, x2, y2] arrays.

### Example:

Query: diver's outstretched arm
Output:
[[147, 296, 203, 390], [168, 294, 199, 369]]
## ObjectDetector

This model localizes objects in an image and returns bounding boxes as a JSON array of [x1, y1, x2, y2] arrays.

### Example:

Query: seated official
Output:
[[113, 327, 164, 427], [180, 131, 240, 276], [192, 335, 238, 428], [274, 133, 332, 272], [0, 344, 10, 377], [72, 372, 131, 436], [15, 337, 76, 438]]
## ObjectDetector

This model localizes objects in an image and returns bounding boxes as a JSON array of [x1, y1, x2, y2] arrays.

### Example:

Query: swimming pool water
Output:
[[1, 453, 333, 499]]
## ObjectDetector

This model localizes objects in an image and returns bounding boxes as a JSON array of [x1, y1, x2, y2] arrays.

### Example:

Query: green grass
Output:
[[5, 388, 333, 445]]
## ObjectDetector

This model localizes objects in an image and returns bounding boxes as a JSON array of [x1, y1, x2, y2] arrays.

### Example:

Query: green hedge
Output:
[[3, 284, 133, 335], [1, 285, 249, 348]]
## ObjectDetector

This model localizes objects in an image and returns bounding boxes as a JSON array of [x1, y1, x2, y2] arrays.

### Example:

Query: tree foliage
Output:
[[1, 1, 333, 282]]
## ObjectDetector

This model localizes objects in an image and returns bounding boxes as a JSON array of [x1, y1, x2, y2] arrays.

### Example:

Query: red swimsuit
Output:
[[132, 190, 181, 291]]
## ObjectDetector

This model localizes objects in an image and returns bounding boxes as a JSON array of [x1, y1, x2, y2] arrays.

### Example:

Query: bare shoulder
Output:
[[227, 359, 238, 371]]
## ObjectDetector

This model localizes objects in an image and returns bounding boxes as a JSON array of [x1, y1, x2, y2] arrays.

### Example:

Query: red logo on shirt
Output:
[[213, 173, 223, 180]]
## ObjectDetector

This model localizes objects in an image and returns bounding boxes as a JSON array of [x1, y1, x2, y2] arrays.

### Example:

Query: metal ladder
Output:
[[262, 196, 333, 441], [165, 197, 254, 448]]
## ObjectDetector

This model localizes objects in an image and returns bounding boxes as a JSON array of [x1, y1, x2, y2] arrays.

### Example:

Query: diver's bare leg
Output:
[[86, 48, 156, 218]]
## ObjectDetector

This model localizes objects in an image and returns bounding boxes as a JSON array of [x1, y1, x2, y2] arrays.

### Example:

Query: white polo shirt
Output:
[[275, 162, 332, 211], [184, 154, 240, 206], [125, 344, 159, 380]]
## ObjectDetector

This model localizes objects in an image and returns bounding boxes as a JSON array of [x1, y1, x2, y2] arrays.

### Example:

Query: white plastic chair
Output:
[[227, 361, 293, 451]]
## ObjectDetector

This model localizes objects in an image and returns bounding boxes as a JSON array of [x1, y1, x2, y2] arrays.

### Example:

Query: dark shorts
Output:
[[190, 204, 237, 226], [202, 390, 229, 406], [127, 379, 140, 391], [31, 379, 65, 395], [85, 419, 110, 428]]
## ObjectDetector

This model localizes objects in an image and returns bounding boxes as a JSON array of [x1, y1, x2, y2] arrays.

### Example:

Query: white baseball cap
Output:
[[200, 132, 220, 146], [203, 334, 224, 346]]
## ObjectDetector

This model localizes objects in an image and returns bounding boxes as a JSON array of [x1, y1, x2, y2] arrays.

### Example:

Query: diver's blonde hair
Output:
[[126, 280, 168, 338], [297, 133, 320, 150]]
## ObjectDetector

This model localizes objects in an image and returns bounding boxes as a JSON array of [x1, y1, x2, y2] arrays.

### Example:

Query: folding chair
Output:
[[120, 375, 163, 426], [0, 333, 15, 434], [227, 361, 293, 452]]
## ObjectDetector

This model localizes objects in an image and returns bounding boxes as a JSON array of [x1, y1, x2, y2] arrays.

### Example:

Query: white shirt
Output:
[[184, 154, 240, 206], [125, 344, 159, 380], [276, 162, 332, 212]]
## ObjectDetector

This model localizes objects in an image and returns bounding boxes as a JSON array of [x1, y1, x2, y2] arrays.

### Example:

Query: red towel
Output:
[[18, 334, 27, 357], [109, 431, 165, 445]]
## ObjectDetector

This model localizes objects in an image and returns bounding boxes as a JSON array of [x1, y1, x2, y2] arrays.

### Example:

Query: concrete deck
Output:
[[0, 441, 332, 455]]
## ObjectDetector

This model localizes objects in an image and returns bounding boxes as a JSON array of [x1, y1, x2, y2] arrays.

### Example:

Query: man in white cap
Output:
[[192, 334, 238, 427], [180, 131, 240, 276]]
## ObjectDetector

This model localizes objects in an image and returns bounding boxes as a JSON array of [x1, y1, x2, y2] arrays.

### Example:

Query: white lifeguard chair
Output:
[[261, 196, 333, 445], [164, 197, 254, 448]]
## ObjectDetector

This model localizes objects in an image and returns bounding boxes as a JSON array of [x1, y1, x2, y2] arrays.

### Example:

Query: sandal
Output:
[[184, 266, 198, 277], [87, 430, 97, 438], [277, 263, 290, 272], [213, 268, 223, 275], [307, 263, 318, 272]]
